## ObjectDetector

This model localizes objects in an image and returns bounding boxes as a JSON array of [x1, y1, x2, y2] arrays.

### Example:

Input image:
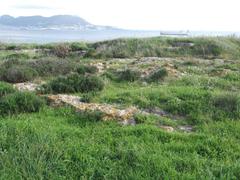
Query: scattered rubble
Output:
[[178, 125, 193, 133], [159, 125, 175, 132], [90, 62, 109, 73], [164, 63, 185, 78], [47, 94, 138, 124], [12, 83, 193, 131], [13, 83, 40, 92], [142, 107, 184, 121]]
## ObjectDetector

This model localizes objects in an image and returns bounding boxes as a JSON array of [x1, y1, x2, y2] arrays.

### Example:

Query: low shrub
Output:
[[76, 110, 104, 123], [76, 65, 98, 75], [81, 92, 97, 103], [1, 66, 38, 83], [0, 82, 16, 97], [68, 110, 104, 127], [52, 44, 70, 58], [147, 68, 168, 82], [70, 42, 88, 51], [0, 92, 45, 116], [117, 69, 141, 82], [4, 53, 30, 60], [0, 59, 21, 69], [5, 44, 18, 50], [223, 73, 240, 82], [42, 74, 104, 94], [212, 93, 240, 120], [29, 59, 76, 76], [81, 75, 104, 92]]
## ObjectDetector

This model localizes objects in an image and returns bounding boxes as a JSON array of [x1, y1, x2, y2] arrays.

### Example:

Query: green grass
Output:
[[86, 36, 240, 59], [0, 36, 240, 179], [1, 107, 240, 179]]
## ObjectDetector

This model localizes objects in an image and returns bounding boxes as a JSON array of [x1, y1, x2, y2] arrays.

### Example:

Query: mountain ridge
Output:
[[0, 15, 115, 30]]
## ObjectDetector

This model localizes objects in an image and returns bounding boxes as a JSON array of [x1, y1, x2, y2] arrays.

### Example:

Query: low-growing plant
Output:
[[81, 92, 97, 103], [212, 93, 240, 120], [76, 65, 98, 75], [5, 44, 18, 50], [117, 69, 141, 82], [4, 53, 30, 60], [70, 42, 88, 51], [223, 73, 240, 82], [52, 44, 70, 58], [0, 92, 45, 116], [1, 66, 38, 83], [29, 59, 76, 76], [0, 82, 16, 97], [0, 59, 21, 69], [147, 68, 168, 82], [76, 110, 104, 123], [42, 74, 104, 94]]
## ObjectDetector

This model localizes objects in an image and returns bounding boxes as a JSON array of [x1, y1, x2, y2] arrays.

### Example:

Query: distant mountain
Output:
[[0, 15, 115, 30]]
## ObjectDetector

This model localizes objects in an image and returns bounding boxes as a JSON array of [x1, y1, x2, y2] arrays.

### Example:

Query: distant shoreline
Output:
[[0, 29, 239, 43]]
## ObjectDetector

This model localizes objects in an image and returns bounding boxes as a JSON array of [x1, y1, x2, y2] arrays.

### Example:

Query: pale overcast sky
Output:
[[0, 0, 239, 31]]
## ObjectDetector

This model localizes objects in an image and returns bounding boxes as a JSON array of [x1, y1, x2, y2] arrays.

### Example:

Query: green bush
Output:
[[147, 68, 168, 82], [0, 59, 39, 83], [70, 42, 88, 51], [0, 92, 45, 116], [212, 93, 240, 120], [223, 73, 240, 82], [0, 65, 37, 83], [29, 59, 76, 76], [0, 82, 16, 97], [5, 44, 18, 50], [81, 92, 97, 103], [42, 74, 104, 94], [117, 69, 140, 82], [76, 110, 104, 123], [52, 44, 70, 58], [0, 59, 21, 69], [86, 37, 239, 59], [1, 66, 38, 83], [76, 65, 98, 75], [5, 53, 30, 60]]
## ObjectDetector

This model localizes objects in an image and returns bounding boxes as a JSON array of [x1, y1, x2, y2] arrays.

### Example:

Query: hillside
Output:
[[0, 37, 240, 179], [0, 15, 114, 30]]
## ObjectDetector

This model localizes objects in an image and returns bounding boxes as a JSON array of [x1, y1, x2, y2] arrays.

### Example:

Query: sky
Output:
[[0, 0, 239, 31]]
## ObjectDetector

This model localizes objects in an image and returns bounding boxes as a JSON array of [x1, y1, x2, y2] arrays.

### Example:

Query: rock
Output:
[[120, 118, 136, 126], [90, 62, 106, 73], [142, 107, 184, 121], [178, 126, 193, 133], [13, 83, 39, 92], [159, 125, 175, 132], [164, 63, 182, 78], [144, 107, 168, 116], [47, 94, 138, 122]]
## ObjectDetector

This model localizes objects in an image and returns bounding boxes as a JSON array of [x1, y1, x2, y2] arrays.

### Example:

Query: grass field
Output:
[[0, 37, 240, 179]]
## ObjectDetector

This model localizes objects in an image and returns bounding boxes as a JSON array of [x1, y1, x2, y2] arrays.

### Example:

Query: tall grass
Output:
[[0, 107, 240, 179]]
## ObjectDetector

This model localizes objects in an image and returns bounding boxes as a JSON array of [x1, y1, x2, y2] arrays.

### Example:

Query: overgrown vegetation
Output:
[[41, 73, 104, 94], [0, 92, 45, 116], [76, 65, 98, 75], [86, 37, 240, 59], [117, 69, 141, 82], [0, 36, 240, 179], [147, 68, 168, 82], [1, 66, 38, 83], [0, 82, 16, 97]]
